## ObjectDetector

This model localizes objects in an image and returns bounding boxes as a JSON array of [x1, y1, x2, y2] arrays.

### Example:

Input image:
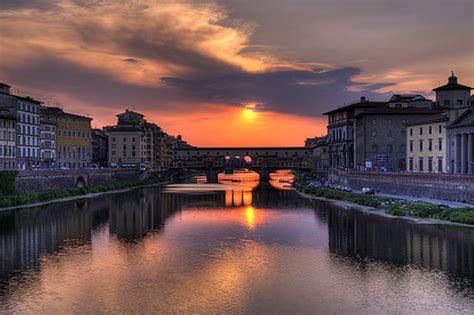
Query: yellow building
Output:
[[41, 107, 92, 169], [406, 113, 448, 173]]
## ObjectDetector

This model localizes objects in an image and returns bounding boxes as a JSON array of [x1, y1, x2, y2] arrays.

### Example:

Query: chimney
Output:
[[360, 96, 366, 103]]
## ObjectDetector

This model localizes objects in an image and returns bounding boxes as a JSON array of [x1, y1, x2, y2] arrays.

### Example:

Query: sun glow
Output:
[[241, 104, 258, 121], [244, 206, 256, 229]]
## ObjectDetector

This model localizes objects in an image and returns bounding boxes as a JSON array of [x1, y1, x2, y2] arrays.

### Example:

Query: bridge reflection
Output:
[[194, 169, 295, 191]]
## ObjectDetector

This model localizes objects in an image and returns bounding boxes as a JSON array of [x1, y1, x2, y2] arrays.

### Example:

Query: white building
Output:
[[40, 119, 56, 169]]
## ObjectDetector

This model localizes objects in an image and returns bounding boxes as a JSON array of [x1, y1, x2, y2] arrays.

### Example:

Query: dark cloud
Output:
[[0, 0, 57, 10], [162, 68, 394, 116], [122, 58, 140, 64], [3, 51, 393, 118]]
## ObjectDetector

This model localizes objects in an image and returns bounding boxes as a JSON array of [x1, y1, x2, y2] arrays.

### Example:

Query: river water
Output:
[[0, 180, 473, 314]]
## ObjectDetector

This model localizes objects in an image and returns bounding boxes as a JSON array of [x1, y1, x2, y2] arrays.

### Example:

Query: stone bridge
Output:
[[174, 147, 312, 182]]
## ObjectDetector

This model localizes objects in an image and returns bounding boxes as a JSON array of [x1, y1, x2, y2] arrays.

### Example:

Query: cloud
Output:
[[0, 0, 303, 88], [162, 67, 394, 116]]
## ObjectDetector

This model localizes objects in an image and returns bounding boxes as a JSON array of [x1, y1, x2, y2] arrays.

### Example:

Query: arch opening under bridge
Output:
[[174, 147, 312, 183]]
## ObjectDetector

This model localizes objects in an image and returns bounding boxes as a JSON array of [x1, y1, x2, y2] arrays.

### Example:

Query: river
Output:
[[0, 178, 473, 314]]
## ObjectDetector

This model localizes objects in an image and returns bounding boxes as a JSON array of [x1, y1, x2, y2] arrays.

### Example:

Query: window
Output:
[[428, 139, 432, 151], [387, 144, 393, 153], [386, 130, 392, 137], [419, 140, 423, 152], [409, 141, 413, 152], [409, 158, 413, 171], [456, 99, 463, 105], [438, 158, 443, 173], [111, 137, 116, 142], [428, 158, 433, 172], [429, 126, 432, 134], [438, 139, 442, 151], [123, 137, 127, 142], [419, 158, 424, 172], [371, 145, 378, 153], [410, 128, 413, 136], [438, 125, 442, 133], [419, 127, 423, 135]]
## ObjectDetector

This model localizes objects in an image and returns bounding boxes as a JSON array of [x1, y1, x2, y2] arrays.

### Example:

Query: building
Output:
[[406, 113, 449, 173], [41, 107, 92, 169], [353, 105, 441, 172], [388, 94, 433, 108], [305, 136, 329, 171], [0, 107, 17, 170], [40, 119, 56, 169], [446, 109, 474, 175], [91, 128, 108, 167], [107, 110, 147, 169], [323, 97, 386, 169], [0, 83, 42, 170], [432, 73, 473, 175]]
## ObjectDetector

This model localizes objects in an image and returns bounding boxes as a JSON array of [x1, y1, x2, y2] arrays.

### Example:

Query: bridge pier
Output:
[[206, 168, 218, 183], [259, 168, 270, 182]]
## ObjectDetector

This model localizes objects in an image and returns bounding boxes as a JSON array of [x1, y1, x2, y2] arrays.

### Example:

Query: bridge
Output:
[[173, 147, 312, 182]]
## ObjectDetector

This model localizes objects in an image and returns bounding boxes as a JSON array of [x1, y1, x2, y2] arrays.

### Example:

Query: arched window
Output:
[[387, 144, 393, 153]]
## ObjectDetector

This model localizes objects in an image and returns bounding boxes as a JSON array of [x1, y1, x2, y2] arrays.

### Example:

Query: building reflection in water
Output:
[[0, 188, 180, 281], [322, 200, 474, 279]]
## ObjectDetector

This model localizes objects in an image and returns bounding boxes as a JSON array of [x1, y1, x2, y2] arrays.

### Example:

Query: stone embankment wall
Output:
[[329, 170, 474, 204], [15, 169, 140, 194]]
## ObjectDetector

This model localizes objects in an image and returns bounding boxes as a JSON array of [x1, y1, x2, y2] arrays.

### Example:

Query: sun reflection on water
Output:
[[244, 206, 256, 229]]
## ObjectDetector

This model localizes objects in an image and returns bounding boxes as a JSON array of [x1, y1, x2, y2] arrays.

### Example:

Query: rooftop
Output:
[[323, 97, 385, 115], [433, 72, 472, 91], [41, 106, 92, 120], [405, 113, 449, 126]]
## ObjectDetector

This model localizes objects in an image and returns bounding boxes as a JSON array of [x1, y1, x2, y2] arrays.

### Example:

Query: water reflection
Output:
[[322, 200, 474, 279], [194, 169, 296, 191], [0, 185, 473, 313]]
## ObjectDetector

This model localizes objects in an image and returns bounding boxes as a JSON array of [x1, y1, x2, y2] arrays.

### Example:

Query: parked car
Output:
[[361, 187, 375, 195], [342, 186, 353, 192], [308, 181, 322, 188]]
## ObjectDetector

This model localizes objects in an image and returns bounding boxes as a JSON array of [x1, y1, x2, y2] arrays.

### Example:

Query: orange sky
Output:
[[93, 104, 327, 147]]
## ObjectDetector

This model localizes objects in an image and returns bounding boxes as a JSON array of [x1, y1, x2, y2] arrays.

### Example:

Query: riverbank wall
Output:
[[14, 169, 142, 194], [328, 169, 474, 204]]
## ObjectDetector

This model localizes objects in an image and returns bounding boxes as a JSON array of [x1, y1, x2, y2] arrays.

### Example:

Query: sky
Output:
[[0, 0, 473, 147]]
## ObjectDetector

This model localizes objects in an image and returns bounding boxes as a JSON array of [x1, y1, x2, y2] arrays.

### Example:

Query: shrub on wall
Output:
[[0, 171, 18, 196]]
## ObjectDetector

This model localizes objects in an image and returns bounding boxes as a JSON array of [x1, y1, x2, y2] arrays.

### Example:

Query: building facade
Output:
[[406, 114, 448, 173], [305, 136, 329, 171], [107, 110, 147, 168], [40, 119, 56, 169], [0, 107, 17, 170], [323, 97, 385, 169], [41, 107, 92, 169], [446, 109, 474, 175], [354, 106, 441, 172], [0, 83, 42, 170], [91, 128, 108, 167]]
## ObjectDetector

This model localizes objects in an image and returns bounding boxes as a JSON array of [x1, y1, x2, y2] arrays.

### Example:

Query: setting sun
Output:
[[242, 104, 258, 121]]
